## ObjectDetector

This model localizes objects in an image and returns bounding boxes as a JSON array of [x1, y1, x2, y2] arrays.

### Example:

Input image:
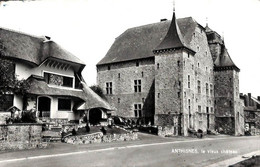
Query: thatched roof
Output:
[[27, 76, 112, 111], [0, 27, 85, 67], [77, 82, 113, 111], [97, 16, 197, 66]]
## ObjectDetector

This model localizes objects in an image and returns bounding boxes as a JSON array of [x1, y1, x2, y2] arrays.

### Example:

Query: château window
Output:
[[158, 93, 160, 98], [198, 105, 201, 113], [134, 104, 142, 117], [118, 98, 120, 103], [106, 82, 113, 94], [108, 65, 111, 70], [141, 71, 144, 77], [188, 75, 190, 88], [210, 84, 213, 96], [134, 80, 141, 92], [136, 62, 139, 67], [206, 83, 209, 95], [118, 73, 120, 78], [177, 60, 180, 67], [197, 80, 201, 93], [58, 98, 71, 111], [178, 92, 181, 98], [157, 63, 160, 69]]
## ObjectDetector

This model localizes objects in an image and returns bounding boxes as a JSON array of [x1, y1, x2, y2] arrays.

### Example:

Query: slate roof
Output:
[[153, 13, 194, 53], [214, 45, 240, 72], [97, 16, 197, 66], [27, 76, 112, 111], [0, 27, 85, 67]]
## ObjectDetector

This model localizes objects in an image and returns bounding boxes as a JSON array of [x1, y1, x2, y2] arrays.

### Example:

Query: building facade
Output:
[[240, 93, 260, 135], [97, 10, 244, 136], [0, 27, 111, 124]]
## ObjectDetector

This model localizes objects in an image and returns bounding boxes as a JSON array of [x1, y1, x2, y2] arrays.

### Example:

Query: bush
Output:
[[20, 110, 37, 123], [7, 110, 37, 124]]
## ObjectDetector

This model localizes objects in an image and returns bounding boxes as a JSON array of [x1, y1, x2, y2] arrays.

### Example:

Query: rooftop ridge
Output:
[[0, 26, 47, 41]]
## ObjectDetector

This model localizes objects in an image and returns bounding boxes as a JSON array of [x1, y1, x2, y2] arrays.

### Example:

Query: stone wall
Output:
[[215, 117, 235, 135], [157, 126, 179, 137], [154, 25, 215, 136], [97, 58, 155, 122], [0, 123, 47, 151], [64, 132, 138, 144]]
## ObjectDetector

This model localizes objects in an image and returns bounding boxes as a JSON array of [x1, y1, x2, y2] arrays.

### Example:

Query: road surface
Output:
[[0, 134, 259, 167]]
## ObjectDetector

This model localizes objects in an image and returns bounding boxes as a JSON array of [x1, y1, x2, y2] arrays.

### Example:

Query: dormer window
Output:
[[44, 72, 73, 88]]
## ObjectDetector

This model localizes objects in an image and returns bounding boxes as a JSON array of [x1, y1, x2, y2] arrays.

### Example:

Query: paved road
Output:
[[0, 134, 259, 167]]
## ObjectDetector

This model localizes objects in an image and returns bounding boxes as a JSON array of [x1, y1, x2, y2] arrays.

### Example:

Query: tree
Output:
[[0, 41, 30, 110], [89, 85, 106, 100]]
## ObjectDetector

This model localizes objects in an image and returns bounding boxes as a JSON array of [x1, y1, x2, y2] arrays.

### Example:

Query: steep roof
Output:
[[153, 12, 194, 53], [97, 16, 197, 66], [27, 76, 112, 111], [0, 27, 85, 67], [214, 45, 240, 72], [78, 82, 113, 111]]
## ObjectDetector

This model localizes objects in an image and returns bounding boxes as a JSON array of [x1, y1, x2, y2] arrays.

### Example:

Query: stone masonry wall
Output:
[[214, 67, 243, 135], [154, 50, 182, 128], [190, 26, 215, 133], [157, 125, 179, 137], [64, 132, 138, 144], [97, 58, 155, 123], [0, 124, 47, 151]]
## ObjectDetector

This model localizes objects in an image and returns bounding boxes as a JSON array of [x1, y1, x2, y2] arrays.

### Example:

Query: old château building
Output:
[[97, 9, 244, 136]]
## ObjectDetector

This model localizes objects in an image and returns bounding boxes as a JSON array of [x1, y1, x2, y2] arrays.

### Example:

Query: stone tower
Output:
[[153, 11, 195, 136], [206, 27, 243, 135]]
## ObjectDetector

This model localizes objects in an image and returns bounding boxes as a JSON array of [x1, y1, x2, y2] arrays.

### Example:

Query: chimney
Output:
[[245, 94, 249, 106], [248, 93, 252, 106], [258, 96, 260, 109], [160, 18, 167, 22], [45, 36, 51, 40]]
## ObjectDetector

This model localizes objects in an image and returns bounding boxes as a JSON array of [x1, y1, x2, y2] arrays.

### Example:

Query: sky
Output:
[[0, 0, 260, 97]]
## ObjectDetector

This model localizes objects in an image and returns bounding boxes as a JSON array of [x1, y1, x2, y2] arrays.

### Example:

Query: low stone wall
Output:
[[64, 132, 138, 144], [0, 123, 47, 151], [157, 126, 179, 137]]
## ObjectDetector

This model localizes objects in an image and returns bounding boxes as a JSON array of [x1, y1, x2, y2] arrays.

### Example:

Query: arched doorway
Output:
[[89, 108, 102, 125], [38, 97, 51, 117]]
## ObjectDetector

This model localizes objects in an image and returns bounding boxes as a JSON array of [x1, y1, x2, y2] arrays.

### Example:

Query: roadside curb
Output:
[[206, 150, 260, 167]]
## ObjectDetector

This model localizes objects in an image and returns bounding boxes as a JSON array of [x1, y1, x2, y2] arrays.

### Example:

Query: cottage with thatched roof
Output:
[[0, 27, 112, 124]]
